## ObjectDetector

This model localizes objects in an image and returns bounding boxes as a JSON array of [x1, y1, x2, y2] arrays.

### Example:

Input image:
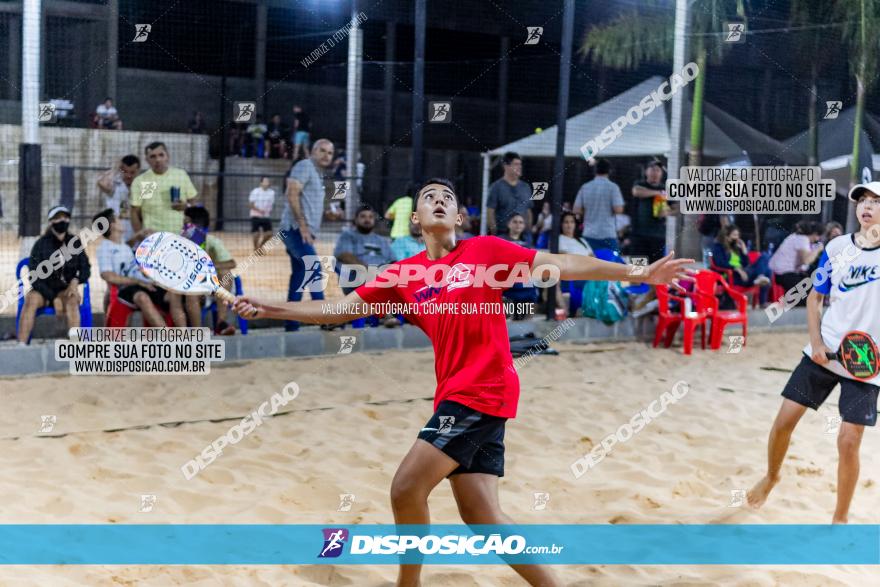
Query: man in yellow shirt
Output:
[[130, 141, 199, 233], [384, 189, 414, 240]]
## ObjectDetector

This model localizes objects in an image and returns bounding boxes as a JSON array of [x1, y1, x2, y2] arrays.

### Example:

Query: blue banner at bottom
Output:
[[0, 525, 877, 565]]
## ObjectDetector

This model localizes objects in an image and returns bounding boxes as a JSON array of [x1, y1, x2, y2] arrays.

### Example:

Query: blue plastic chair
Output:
[[15, 257, 92, 342], [202, 275, 248, 334], [593, 248, 650, 295]]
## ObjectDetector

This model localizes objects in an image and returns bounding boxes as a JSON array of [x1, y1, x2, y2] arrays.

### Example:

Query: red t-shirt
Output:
[[355, 236, 537, 418]]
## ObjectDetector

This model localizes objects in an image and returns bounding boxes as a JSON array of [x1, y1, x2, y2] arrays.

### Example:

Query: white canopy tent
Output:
[[480, 76, 798, 234]]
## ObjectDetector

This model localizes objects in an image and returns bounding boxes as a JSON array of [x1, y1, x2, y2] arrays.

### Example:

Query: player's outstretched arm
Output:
[[231, 290, 373, 325], [532, 251, 694, 287]]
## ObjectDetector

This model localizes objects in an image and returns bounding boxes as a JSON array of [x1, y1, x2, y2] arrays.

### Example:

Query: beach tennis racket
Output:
[[825, 331, 880, 381], [135, 231, 236, 305]]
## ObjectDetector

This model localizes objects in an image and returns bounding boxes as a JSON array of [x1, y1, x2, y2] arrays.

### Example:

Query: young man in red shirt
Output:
[[233, 179, 692, 586]]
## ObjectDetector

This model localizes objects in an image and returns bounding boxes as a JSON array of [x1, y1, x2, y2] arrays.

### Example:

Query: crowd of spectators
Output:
[[17, 136, 856, 343], [230, 104, 313, 160]]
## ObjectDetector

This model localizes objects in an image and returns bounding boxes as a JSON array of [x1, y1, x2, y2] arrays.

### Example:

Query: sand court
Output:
[[0, 330, 877, 585]]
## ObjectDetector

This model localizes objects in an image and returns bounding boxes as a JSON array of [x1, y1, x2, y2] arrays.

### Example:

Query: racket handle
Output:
[[825, 352, 837, 360], [214, 287, 236, 305]]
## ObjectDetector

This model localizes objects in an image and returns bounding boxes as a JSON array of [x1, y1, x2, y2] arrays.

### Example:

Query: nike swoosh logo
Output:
[[839, 275, 880, 291]]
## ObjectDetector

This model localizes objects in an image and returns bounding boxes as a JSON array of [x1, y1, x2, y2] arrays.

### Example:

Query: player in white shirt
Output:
[[248, 176, 276, 251], [748, 183, 880, 524]]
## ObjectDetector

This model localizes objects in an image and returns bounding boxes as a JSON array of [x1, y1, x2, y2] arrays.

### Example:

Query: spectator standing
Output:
[[291, 105, 311, 160], [487, 151, 533, 239], [96, 154, 141, 245], [630, 160, 669, 262], [130, 142, 199, 234], [18, 206, 91, 344], [96, 97, 122, 130], [384, 187, 414, 241], [188, 111, 206, 134], [281, 138, 334, 330], [769, 220, 824, 295], [249, 176, 276, 251], [573, 158, 624, 252]]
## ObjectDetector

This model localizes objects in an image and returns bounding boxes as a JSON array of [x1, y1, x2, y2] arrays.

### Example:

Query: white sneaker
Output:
[[754, 275, 771, 286]]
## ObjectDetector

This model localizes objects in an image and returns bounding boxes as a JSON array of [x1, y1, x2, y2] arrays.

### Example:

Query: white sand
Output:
[[0, 330, 877, 585]]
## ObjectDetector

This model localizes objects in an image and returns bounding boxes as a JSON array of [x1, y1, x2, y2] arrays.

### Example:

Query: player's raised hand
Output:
[[641, 252, 695, 290]]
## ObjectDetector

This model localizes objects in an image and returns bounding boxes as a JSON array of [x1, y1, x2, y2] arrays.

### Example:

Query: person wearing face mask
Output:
[[18, 206, 91, 344]]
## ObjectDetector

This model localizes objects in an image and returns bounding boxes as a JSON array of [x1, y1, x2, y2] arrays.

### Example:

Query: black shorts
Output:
[[782, 355, 879, 426], [417, 400, 507, 477], [118, 284, 168, 310], [251, 217, 272, 233], [31, 281, 67, 304]]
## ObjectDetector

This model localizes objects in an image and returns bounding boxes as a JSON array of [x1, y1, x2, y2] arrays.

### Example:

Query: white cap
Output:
[[47, 205, 71, 220], [847, 181, 880, 202]]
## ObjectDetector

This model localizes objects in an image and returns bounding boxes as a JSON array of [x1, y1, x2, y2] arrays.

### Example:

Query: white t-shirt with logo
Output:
[[97, 239, 150, 285], [804, 233, 880, 385], [248, 187, 275, 218]]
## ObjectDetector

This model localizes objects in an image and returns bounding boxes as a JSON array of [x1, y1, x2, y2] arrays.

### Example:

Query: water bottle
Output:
[[767, 242, 775, 255], [702, 248, 712, 268]]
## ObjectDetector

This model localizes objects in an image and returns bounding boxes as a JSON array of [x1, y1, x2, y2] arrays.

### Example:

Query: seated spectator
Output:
[[769, 220, 824, 298], [188, 111, 206, 134], [500, 214, 538, 313], [18, 206, 90, 344], [391, 221, 426, 261], [550, 212, 593, 319], [96, 97, 122, 130], [266, 114, 289, 158], [533, 201, 552, 248], [808, 221, 844, 275], [172, 207, 237, 334], [248, 176, 275, 251], [456, 207, 475, 240], [558, 211, 594, 256], [501, 213, 530, 246], [334, 205, 398, 327], [711, 224, 771, 288], [823, 221, 844, 245], [245, 115, 269, 158], [93, 209, 169, 326]]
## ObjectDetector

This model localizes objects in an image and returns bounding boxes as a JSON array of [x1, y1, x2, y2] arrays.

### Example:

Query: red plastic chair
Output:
[[710, 259, 760, 309], [692, 270, 748, 350], [653, 284, 708, 355], [106, 284, 173, 327]]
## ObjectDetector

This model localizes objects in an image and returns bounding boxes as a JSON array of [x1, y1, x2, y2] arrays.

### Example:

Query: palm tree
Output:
[[837, 0, 880, 229], [580, 0, 744, 166], [789, 1, 837, 222]]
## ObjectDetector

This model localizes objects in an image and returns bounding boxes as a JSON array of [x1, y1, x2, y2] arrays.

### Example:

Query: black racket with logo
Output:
[[825, 331, 880, 381]]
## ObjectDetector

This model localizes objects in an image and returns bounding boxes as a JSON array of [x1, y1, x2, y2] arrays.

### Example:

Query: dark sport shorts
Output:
[[250, 217, 272, 233], [417, 400, 507, 477], [782, 355, 879, 426], [117, 284, 168, 310]]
